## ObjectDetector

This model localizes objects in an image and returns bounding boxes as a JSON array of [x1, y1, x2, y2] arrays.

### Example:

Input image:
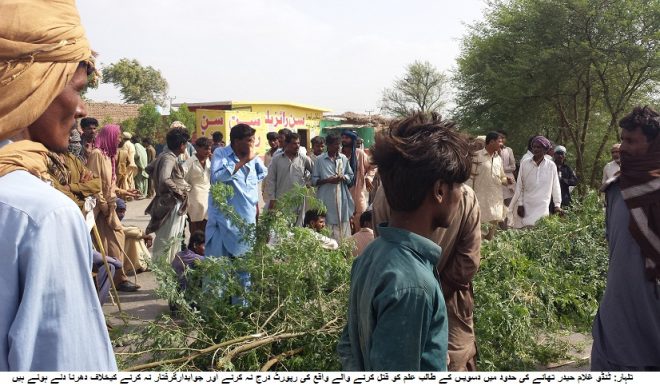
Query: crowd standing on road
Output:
[[1, 0, 659, 373]]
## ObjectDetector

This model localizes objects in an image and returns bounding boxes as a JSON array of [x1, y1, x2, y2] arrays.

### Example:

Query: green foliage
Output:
[[167, 104, 196, 134], [474, 191, 608, 370], [135, 103, 164, 140], [115, 185, 352, 371], [102, 58, 169, 106], [454, 0, 660, 187], [381, 60, 448, 118]]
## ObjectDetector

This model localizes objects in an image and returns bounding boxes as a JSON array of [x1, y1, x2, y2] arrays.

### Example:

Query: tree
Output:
[[454, 0, 660, 187], [134, 103, 164, 139], [102, 58, 169, 106], [167, 104, 196, 133], [381, 60, 449, 117]]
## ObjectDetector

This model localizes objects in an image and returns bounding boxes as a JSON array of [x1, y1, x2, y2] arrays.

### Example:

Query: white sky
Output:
[[79, 0, 487, 115]]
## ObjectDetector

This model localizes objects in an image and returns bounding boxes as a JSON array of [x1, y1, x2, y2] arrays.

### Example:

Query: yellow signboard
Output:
[[195, 107, 322, 155]]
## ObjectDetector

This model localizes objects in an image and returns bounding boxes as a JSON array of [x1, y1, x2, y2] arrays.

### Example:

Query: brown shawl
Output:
[[619, 136, 660, 284]]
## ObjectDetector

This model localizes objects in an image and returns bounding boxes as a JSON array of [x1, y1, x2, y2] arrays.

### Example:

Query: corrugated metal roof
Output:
[[174, 101, 331, 112]]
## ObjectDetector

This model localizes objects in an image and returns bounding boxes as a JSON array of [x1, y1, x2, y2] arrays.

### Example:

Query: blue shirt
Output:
[[206, 145, 267, 257], [337, 224, 448, 371], [0, 171, 117, 371]]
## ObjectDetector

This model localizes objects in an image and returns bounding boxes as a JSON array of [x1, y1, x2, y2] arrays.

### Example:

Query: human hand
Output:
[[142, 234, 154, 248], [554, 206, 564, 216], [81, 170, 94, 183], [506, 177, 514, 185], [517, 206, 525, 218]]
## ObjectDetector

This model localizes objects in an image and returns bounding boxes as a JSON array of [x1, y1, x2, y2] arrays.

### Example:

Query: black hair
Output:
[[325, 133, 340, 146], [166, 128, 190, 151], [141, 137, 152, 145], [371, 112, 472, 212], [311, 136, 325, 145], [188, 231, 205, 250], [485, 131, 502, 145], [359, 210, 373, 227], [619, 105, 660, 142], [195, 136, 212, 148], [304, 209, 326, 227], [284, 132, 300, 144], [80, 117, 99, 129], [266, 131, 279, 142], [229, 124, 256, 144], [278, 128, 293, 137], [212, 131, 223, 142]]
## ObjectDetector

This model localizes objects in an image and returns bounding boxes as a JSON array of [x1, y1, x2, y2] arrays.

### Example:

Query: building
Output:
[[175, 101, 331, 154], [84, 102, 142, 124]]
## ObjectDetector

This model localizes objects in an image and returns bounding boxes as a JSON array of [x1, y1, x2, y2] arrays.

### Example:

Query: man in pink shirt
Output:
[[351, 210, 374, 257]]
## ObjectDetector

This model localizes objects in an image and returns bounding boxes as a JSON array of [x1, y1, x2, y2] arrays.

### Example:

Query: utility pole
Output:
[[168, 95, 177, 113]]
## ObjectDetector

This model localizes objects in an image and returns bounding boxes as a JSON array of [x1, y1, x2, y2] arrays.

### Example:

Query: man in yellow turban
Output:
[[0, 0, 117, 371]]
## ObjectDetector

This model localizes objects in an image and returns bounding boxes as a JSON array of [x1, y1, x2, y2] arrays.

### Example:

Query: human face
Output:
[[553, 152, 565, 165], [193, 242, 206, 256], [268, 138, 279, 150], [116, 208, 126, 221], [434, 182, 462, 229], [611, 147, 621, 164], [326, 140, 340, 156], [27, 64, 88, 153], [312, 216, 326, 232], [341, 134, 353, 147], [312, 141, 325, 156], [620, 128, 651, 161], [278, 133, 286, 147], [196, 145, 212, 161], [83, 140, 94, 156], [531, 140, 546, 159], [285, 138, 300, 155], [486, 136, 503, 154], [233, 135, 255, 157]]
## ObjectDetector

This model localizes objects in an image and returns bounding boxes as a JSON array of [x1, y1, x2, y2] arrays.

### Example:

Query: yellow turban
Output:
[[0, 0, 93, 141]]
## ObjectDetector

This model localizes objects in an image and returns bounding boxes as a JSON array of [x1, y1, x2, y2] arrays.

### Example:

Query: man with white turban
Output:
[[0, 0, 117, 371]]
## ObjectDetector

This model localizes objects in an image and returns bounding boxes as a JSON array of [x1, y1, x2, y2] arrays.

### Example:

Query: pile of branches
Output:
[[114, 185, 353, 371]]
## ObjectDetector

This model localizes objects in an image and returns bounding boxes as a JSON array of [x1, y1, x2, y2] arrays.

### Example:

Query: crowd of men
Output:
[[1, 0, 659, 373]]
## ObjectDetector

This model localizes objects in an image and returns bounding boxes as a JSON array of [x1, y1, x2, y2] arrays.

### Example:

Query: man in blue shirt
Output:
[[338, 112, 472, 371], [0, 0, 116, 371], [206, 124, 268, 257]]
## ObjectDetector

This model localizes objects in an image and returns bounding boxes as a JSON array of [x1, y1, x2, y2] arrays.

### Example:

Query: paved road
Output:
[[102, 197, 168, 327]]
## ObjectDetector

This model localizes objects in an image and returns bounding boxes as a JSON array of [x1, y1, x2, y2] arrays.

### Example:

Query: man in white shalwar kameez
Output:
[[510, 136, 562, 228], [469, 132, 512, 239]]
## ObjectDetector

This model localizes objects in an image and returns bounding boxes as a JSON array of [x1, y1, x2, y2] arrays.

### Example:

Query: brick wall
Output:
[[83, 102, 142, 123]]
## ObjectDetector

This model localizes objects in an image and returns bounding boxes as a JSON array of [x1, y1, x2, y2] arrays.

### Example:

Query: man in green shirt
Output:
[[338, 112, 473, 371]]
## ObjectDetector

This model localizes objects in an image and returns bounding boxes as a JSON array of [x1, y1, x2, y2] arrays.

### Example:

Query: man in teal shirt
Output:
[[338, 113, 472, 371]]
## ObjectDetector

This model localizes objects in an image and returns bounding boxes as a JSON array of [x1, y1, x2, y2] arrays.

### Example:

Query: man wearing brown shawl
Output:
[[372, 181, 481, 371], [0, 0, 116, 370], [591, 105, 660, 371]]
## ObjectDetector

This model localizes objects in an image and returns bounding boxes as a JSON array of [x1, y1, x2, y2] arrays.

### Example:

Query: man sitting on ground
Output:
[[350, 210, 374, 257]]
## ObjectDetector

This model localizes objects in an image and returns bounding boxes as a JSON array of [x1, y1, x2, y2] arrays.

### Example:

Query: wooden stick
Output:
[[92, 224, 123, 313]]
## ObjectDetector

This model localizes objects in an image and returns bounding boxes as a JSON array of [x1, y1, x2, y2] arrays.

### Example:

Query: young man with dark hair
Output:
[[338, 112, 472, 371], [341, 130, 376, 231], [206, 124, 267, 257], [146, 127, 191, 265], [211, 131, 225, 153], [591, 105, 660, 371], [264, 132, 313, 224], [80, 116, 99, 136], [312, 133, 354, 241], [308, 135, 325, 164], [184, 136, 212, 235], [350, 210, 374, 257], [469, 131, 511, 239]]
